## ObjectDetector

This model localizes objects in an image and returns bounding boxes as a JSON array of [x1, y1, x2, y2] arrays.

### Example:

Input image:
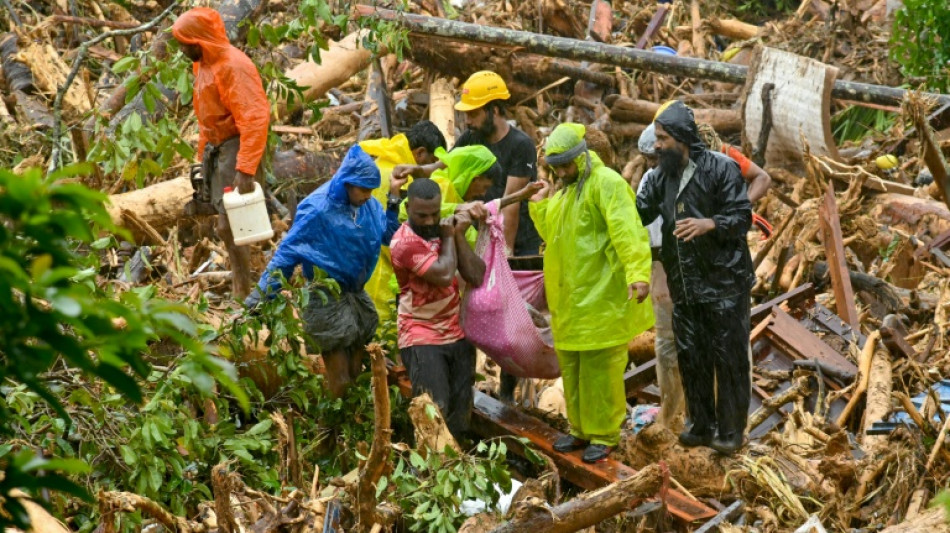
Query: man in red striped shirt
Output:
[[391, 179, 486, 440]]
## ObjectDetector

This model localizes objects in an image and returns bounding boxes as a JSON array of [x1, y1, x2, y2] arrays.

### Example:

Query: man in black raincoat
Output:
[[635, 101, 755, 455]]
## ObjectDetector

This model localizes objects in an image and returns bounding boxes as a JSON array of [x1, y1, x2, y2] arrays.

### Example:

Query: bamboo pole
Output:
[[354, 6, 950, 108]]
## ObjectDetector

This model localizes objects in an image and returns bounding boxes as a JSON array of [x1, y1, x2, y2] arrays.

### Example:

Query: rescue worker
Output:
[[363, 121, 448, 322], [391, 179, 487, 440], [637, 122, 771, 431], [529, 123, 654, 463], [391, 72, 542, 402], [172, 7, 269, 300], [245, 145, 406, 398], [636, 101, 755, 455]]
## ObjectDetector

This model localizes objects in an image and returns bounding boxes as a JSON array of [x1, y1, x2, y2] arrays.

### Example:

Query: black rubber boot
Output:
[[553, 435, 588, 453], [678, 424, 714, 447], [582, 444, 612, 463], [709, 432, 744, 455]]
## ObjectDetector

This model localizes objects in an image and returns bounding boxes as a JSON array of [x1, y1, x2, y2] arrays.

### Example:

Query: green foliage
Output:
[[383, 440, 514, 533], [87, 47, 195, 187], [831, 105, 897, 144], [0, 164, 241, 531], [891, 0, 950, 93]]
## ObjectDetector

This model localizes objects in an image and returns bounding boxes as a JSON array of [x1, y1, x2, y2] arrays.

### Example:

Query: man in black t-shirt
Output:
[[454, 71, 542, 402], [452, 72, 542, 257]]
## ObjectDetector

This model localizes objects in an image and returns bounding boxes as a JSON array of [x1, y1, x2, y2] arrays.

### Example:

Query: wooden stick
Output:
[[690, 0, 705, 58], [925, 411, 950, 471], [48, 15, 140, 29], [835, 330, 882, 428]]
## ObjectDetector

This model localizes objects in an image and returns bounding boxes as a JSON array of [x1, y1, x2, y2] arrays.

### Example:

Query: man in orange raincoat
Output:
[[172, 7, 270, 300]]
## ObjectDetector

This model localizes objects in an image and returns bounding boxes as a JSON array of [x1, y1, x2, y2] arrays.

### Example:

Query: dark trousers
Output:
[[401, 339, 476, 440], [672, 293, 751, 439]]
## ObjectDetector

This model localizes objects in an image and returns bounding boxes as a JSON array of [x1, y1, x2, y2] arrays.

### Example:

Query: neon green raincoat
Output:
[[530, 124, 654, 350], [361, 134, 417, 321], [530, 123, 654, 447]]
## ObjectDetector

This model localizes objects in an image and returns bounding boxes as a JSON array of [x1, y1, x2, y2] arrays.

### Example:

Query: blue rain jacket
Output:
[[257, 145, 399, 294]]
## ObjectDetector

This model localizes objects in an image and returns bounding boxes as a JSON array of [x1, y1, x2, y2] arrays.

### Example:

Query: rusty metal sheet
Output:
[[471, 392, 717, 524]]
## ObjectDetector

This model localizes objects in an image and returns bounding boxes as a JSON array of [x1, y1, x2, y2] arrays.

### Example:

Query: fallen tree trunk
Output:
[[609, 96, 741, 133], [490, 464, 664, 533], [106, 176, 192, 241], [276, 30, 373, 119], [355, 6, 950, 108]]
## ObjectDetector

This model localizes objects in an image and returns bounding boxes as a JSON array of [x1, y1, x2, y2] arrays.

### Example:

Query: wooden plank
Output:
[[624, 359, 657, 399], [751, 283, 816, 323], [817, 182, 860, 330], [763, 307, 858, 387], [470, 392, 717, 524]]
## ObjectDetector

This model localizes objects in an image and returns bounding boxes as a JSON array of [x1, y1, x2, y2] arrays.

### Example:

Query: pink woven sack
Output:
[[461, 201, 560, 379]]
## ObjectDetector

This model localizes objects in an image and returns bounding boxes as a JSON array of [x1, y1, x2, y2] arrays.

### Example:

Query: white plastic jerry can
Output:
[[222, 182, 274, 246]]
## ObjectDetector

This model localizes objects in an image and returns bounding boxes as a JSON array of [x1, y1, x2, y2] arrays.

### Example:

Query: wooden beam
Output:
[[763, 307, 859, 387], [817, 182, 860, 330], [470, 392, 717, 524], [750, 283, 816, 323], [624, 359, 657, 399]]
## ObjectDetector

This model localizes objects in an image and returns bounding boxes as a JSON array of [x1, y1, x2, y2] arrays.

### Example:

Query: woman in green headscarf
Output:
[[529, 123, 654, 463]]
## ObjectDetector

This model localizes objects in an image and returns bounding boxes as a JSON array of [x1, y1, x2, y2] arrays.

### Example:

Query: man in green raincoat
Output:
[[529, 123, 654, 463]]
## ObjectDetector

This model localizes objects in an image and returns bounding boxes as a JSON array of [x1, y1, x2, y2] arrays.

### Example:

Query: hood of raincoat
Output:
[[638, 123, 656, 155], [172, 8, 231, 63], [327, 145, 382, 206], [359, 134, 416, 169], [257, 144, 392, 294], [544, 123, 590, 171], [433, 145, 497, 198], [654, 101, 706, 159]]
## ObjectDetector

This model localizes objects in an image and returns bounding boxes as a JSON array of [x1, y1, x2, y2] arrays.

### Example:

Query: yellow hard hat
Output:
[[455, 71, 511, 111]]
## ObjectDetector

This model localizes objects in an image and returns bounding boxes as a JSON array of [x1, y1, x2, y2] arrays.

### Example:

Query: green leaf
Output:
[[246, 419, 272, 436], [120, 445, 137, 466], [111, 56, 139, 74], [375, 475, 388, 498]]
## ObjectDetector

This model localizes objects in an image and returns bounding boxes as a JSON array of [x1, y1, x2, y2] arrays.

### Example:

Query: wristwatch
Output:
[[386, 194, 403, 211]]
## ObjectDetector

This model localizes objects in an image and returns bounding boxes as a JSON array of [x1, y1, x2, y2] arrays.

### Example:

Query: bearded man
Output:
[[635, 101, 756, 456]]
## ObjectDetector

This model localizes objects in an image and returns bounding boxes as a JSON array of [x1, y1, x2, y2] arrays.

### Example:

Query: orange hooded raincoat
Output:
[[172, 8, 269, 175]]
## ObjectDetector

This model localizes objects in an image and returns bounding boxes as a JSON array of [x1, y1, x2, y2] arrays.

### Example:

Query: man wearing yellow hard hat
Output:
[[454, 71, 544, 403]]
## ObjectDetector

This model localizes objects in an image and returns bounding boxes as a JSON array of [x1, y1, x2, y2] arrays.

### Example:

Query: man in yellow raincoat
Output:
[[529, 123, 654, 463], [362, 122, 447, 321]]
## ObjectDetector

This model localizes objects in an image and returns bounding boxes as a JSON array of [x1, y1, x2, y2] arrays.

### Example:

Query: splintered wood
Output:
[[818, 181, 860, 330]]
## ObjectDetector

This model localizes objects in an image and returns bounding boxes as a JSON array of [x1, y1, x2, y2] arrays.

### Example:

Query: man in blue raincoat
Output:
[[245, 145, 407, 397]]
